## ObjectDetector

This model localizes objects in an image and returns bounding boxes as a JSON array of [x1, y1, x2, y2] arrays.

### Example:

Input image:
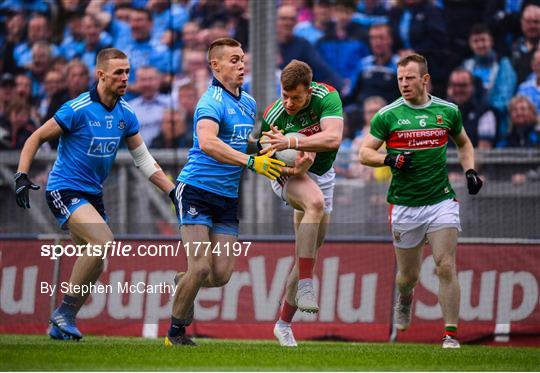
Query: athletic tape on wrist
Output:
[[129, 143, 160, 178]]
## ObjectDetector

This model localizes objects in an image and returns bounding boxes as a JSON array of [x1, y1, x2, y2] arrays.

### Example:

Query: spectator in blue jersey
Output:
[[0, 11, 25, 75], [353, 0, 389, 33], [78, 14, 113, 83], [512, 4, 540, 84], [294, 0, 333, 45], [14, 48, 176, 341], [58, 12, 86, 61], [446, 68, 497, 149], [180, 21, 202, 50], [146, 0, 189, 46], [388, 0, 452, 97], [26, 42, 54, 100], [346, 23, 400, 104], [129, 66, 169, 144], [503, 95, 540, 148], [316, 0, 370, 88], [462, 24, 517, 140], [13, 14, 59, 69], [517, 49, 540, 114], [115, 8, 173, 84], [277, 5, 344, 92], [165, 38, 284, 346]]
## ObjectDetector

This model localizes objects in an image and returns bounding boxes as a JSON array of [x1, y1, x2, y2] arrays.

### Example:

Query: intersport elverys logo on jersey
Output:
[[387, 129, 449, 149]]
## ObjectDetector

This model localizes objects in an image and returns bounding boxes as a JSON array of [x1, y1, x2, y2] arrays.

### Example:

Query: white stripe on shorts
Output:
[[176, 182, 186, 224]]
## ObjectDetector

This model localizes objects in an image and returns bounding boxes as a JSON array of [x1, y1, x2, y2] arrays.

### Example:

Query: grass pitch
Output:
[[0, 334, 538, 371]]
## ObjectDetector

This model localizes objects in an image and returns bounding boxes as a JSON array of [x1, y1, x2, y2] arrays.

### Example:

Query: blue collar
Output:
[[212, 77, 242, 101], [90, 84, 119, 112]]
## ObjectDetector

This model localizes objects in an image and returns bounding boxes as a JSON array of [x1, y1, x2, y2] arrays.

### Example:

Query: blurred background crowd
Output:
[[1, 0, 540, 180]]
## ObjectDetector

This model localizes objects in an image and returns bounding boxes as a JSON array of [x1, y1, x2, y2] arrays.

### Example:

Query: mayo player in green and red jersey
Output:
[[261, 60, 343, 347], [360, 54, 483, 349]]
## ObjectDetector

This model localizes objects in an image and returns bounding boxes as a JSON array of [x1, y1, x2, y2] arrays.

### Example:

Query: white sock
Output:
[[276, 319, 291, 327]]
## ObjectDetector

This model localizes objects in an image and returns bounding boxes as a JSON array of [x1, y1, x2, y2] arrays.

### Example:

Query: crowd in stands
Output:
[[1, 0, 539, 179]]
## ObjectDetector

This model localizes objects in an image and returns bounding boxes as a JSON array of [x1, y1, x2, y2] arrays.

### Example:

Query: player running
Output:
[[359, 53, 483, 348], [261, 60, 343, 347], [165, 38, 284, 346], [15, 48, 176, 341]]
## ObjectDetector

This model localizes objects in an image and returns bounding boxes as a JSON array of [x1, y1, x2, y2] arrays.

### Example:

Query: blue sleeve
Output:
[[125, 111, 140, 137], [302, 39, 344, 91], [53, 103, 76, 133], [195, 96, 222, 125]]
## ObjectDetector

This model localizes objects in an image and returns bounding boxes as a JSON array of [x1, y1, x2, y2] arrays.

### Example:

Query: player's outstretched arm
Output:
[[125, 134, 175, 195], [15, 118, 63, 208], [452, 129, 483, 194], [197, 119, 284, 180]]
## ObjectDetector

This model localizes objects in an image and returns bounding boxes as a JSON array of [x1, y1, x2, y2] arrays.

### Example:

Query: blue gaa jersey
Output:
[[47, 87, 139, 195], [179, 78, 256, 198]]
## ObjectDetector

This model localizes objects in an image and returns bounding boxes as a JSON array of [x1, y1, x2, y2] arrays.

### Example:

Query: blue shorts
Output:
[[46, 189, 109, 230], [174, 182, 239, 236]]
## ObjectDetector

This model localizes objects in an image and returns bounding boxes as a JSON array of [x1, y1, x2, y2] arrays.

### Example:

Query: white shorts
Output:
[[390, 198, 461, 249], [271, 168, 335, 213]]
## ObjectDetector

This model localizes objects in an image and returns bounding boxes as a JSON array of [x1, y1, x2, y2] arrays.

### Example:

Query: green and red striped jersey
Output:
[[370, 96, 463, 206]]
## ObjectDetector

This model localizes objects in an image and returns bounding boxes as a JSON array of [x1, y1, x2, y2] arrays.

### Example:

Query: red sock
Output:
[[298, 257, 314, 280], [279, 301, 297, 323]]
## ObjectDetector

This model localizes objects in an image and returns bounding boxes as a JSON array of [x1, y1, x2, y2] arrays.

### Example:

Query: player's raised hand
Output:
[[247, 153, 285, 180], [14, 172, 40, 209], [465, 169, 483, 195], [261, 124, 288, 152], [384, 151, 412, 171]]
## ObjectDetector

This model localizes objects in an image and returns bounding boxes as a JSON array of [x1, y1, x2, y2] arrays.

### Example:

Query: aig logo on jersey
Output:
[[230, 124, 252, 145], [87, 137, 121, 157]]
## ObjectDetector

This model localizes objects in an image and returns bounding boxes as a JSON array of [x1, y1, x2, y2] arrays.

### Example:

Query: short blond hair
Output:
[[207, 38, 242, 62], [96, 48, 128, 69], [281, 59, 312, 91], [397, 53, 429, 76]]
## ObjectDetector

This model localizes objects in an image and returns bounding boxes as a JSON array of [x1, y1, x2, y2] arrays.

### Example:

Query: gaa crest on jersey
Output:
[[118, 119, 126, 130]]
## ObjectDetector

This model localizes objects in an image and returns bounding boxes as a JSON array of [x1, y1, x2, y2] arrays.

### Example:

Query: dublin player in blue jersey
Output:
[[15, 49, 176, 341], [165, 38, 284, 346]]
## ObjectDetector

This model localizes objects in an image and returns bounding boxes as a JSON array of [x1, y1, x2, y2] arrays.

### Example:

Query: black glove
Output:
[[169, 188, 178, 205], [465, 169, 483, 195], [169, 188, 180, 217], [384, 152, 412, 170], [15, 172, 40, 209]]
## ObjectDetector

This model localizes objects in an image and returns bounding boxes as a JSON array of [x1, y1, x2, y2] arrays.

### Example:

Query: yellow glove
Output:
[[247, 154, 285, 180]]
